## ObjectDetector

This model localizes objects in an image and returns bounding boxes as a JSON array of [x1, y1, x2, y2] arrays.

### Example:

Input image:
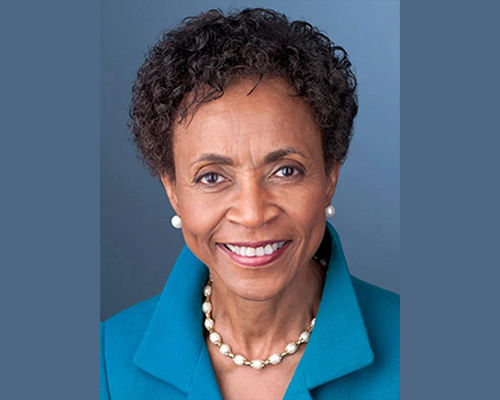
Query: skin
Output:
[[161, 77, 341, 399]]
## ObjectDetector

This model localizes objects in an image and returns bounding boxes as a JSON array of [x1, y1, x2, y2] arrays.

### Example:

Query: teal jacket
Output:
[[100, 223, 400, 399]]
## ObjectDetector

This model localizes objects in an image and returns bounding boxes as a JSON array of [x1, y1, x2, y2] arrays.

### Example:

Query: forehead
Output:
[[173, 78, 321, 163]]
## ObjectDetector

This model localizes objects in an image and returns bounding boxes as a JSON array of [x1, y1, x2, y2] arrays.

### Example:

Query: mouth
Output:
[[217, 240, 291, 267]]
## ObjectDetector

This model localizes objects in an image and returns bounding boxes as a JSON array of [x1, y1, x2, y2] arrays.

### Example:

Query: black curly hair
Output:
[[129, 8, 358, 181]]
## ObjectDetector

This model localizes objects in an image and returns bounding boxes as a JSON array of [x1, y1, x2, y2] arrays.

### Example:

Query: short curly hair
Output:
[[129, 8, 358, 180]]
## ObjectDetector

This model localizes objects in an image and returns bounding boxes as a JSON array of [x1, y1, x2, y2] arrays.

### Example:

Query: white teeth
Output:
[[225, 242, 287, 257]]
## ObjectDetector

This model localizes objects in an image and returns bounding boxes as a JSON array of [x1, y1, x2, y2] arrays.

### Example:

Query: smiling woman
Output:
[[101, 8, 399, 400], [162, 78, 334, 306]]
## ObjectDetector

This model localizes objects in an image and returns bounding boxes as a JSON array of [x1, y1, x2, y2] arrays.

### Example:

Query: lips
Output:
[[217, 240, 291, 267]]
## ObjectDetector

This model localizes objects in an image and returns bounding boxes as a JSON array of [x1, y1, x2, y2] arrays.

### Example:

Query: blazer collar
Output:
[[287, 222, 374, 396], [133, 245, 214, 395], [134, 222, 373, 398]]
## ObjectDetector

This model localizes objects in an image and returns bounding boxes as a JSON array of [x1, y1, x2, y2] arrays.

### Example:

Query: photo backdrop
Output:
[[101, 0, 400, 320]]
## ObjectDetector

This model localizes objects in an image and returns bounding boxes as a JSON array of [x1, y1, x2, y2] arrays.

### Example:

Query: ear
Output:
[[325, 163, 341, 206], [160, 175, 181, 216]]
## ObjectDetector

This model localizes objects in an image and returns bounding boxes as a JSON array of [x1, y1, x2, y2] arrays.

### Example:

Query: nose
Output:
[[226, 179, 280, 228]]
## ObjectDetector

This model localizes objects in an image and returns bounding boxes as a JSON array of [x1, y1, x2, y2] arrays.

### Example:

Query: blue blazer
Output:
[[101, 223, 400, 399]]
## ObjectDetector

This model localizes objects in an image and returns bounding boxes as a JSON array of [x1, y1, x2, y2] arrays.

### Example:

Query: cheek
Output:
[[281, 184, 325, 221], [280, 185, 326, 249], [177, 193, 226, 243]]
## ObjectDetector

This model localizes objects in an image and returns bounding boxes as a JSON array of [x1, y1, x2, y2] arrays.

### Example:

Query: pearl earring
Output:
[[171, 215, 182, 229], [325, 205, 335, 218]]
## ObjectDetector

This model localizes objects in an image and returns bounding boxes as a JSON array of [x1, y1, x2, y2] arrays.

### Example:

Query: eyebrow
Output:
[[191, 153, 234, 166], [264, 147, 307, 164], [191, 147, 307, 167]]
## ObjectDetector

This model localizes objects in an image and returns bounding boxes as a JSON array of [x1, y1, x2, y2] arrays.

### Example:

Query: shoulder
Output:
[[101, 295, 160, 357], [335, 276, 400, 397], [351, 275, 399, 337], [351, 276, 400, 313], [351, 276, 399, 387], [102, 294, 160, 328], [106, 293, 160, 320], [101, 295, 190, 399], [101, 295, 163, 399]]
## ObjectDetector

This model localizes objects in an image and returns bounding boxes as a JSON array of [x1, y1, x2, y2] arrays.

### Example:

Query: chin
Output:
[[226, 272, 290, 302], [235, 286, 284, 302]]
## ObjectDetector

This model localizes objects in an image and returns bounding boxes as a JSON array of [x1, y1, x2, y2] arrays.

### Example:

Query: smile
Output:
[[224, 242, 286, 257], [218, 240, 291, 267]]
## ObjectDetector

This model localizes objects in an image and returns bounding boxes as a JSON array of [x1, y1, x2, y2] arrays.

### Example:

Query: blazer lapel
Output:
[[283, 364, 314, 400], [133, 222, 372, 399], [284, 222, 374, 397], [187, 344, 224, 400], [133, 246, 222, 398]]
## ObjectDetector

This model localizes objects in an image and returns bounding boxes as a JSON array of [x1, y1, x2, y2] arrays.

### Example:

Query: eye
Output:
[[274, 165, 302, 178], [198, 172, 226, 185]]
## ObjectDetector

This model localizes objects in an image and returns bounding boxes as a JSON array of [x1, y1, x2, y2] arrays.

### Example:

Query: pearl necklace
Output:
[[202, 277, 316, 370]]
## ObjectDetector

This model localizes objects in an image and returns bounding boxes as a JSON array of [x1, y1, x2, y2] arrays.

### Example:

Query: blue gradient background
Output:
[[101, 0, 400, 320], [5, 1, 498, 399]]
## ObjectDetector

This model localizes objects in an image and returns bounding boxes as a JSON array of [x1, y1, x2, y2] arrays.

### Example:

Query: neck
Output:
[[209, 259, 325, 360]]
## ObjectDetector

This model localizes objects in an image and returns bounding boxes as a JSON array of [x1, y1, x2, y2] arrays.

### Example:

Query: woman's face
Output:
[[162, 78, 340, 301]]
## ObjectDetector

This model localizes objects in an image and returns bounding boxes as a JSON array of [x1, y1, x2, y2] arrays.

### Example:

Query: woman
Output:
[[100, 8, 399, 400]]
